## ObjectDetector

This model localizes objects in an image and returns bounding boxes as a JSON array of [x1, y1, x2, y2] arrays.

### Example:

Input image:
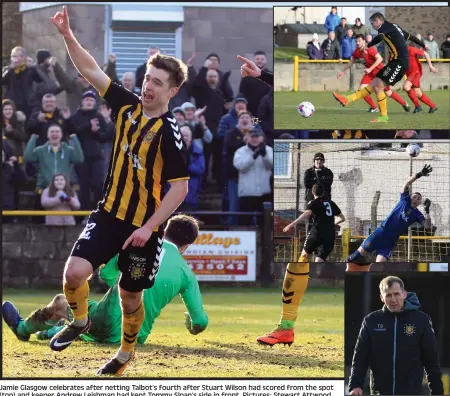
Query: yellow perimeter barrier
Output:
[[292, 56, 450, 92]]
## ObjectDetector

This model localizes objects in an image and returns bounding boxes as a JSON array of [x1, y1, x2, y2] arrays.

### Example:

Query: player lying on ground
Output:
[[237, 55, 273, 87], [256, 184, 345, 346], [2, 215, 208, 357], [403, 45, 438, 113], [333, 12, 427, 123], [346, 165, 433, 271], [50, 6, 189, 375], [337, 34, 410, 114]]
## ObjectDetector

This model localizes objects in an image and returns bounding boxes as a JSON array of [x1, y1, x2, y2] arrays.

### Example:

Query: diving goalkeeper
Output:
[[346, 164, 433, 271], [2, 215, 208, 352]]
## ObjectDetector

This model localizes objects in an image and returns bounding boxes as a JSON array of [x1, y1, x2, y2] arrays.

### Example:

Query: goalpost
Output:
[[274, 142, 450, 263]]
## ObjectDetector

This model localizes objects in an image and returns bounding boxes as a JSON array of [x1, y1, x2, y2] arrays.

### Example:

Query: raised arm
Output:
[[51, 6, 110, 95], [401, 164, 433, 193]]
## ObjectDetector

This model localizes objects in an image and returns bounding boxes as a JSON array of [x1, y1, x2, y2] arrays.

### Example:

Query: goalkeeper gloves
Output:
[[184, 312, 203, 335], [424, 198, 431, 214], [416, 164, 432, 179]]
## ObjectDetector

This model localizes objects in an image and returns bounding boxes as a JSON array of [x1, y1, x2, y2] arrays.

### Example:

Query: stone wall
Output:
[[385, 6, 449, 52], [275, 60, 450, 91], [2, 3, 22, 67], [182, 7, 274, 95]]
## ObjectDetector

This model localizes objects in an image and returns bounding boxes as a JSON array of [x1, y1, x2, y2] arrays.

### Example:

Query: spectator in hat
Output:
[[307, 34, 324, 60], [223, 111, 263, 226], [325, 7, 341, 33], [424, 32, 440, 59], [233, 129, 273, 226], [67, 72, 95, 114], [321, 31, 342, 60], [341, 29, 356, 60], [33, 49, 72, 110], [351, 18, 368, 38], [135, 47, 160, 92], [67, 90, 108, 213], [218, 96, 249, 141], [441, 34, 450, 59], [2, 46, 42, 119], [181, 102, 213, 151], [238, 50, 271, 117], [172, 107, 186, 126], [335, 17, 350, 43], [304, 153, 334, 203]]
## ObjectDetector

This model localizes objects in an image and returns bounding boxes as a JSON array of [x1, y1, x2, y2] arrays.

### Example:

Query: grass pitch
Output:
[[274, 90, 450, 130], [2, 287, 343, 378]]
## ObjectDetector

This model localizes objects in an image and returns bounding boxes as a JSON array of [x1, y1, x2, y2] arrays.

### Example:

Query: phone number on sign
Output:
[[184, 256, 248, 274]]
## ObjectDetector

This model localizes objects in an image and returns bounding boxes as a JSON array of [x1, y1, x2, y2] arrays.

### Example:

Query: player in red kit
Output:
[[337, 34, 410, 116], [403, 45, 438, 113]]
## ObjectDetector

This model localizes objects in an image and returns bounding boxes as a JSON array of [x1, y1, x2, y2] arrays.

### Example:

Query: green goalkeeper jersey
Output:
[[78, 240, 207, 344]]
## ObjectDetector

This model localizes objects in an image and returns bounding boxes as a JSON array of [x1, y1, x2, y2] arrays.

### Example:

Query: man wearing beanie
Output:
[[304, 152, 334, 203], [67, 90, 108, 217], [33, 49, 72, 110]]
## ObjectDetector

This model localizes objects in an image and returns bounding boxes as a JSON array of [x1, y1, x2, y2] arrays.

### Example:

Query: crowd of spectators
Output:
[[306, 6, 450, 60], [2, 45, 274, 227]]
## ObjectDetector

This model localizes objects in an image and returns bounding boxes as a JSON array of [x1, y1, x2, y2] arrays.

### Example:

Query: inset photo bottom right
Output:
[[345, 271, 450, 395]]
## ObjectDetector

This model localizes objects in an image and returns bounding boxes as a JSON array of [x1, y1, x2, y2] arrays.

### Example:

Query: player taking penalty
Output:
[[333, 12, 427, 123], [50, 6, 189, 375], [257, 185, 345, 346], [337, 34, 410, 114], [403, 45, 438, 113], [347, 165, 433, 272]]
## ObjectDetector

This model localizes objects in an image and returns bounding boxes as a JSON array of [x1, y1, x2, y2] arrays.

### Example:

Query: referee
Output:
[[49, 6, 189, 375], [349, 276, 444, 395]]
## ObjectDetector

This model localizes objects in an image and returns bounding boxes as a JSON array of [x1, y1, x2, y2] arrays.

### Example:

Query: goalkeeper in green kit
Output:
[[2, 215, 208, 345]]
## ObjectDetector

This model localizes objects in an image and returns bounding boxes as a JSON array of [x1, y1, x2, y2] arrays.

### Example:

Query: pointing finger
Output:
[[122, 235, 133, 250], [237, 55, 252, 65]]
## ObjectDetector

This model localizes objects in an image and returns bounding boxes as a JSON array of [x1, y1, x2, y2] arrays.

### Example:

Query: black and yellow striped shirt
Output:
[[98, 80, 189, 228], [368, 21, 412, 63]]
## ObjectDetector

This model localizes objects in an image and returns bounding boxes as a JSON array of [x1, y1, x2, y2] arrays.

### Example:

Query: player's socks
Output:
[[389, 91, 406, 106], [280, 262, 310, 323], [406, 89, 420, 107], [64, 280, 89, 326], [376, 91, 388, 117], [418, 93, 435, 109], [364, 95, 377, 109], [347, 86, 374, 103], [120, 303, 144, 355]]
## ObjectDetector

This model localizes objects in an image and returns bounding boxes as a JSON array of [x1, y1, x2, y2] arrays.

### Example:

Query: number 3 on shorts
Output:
[[323, 202, 332, 216]]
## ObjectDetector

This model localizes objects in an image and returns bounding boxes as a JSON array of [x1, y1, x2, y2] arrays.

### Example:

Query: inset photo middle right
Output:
[[273, 141, 450, 267]]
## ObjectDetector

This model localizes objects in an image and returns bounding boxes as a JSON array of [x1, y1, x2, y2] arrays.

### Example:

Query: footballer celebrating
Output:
[[347, 165, 433, 271], [337, 34, 410, 114], [50, 6, 189, 375], [256, 184, 345, 346], [333, 12, 427, 123]]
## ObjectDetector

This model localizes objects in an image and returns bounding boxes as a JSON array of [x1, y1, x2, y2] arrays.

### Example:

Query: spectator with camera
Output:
[[2, 99, 28, 162], [23, 124, 83, 222], [68, 91, 108, 213], [2, 46, 42, 119], [233, 129, 273, 226], [41, 173, 81, 226]]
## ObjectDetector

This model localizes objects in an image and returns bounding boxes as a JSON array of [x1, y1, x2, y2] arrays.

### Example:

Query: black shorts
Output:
[[376, 59, 408, 87], [303, 227, 335, 260], [70, 209, 164, 292]]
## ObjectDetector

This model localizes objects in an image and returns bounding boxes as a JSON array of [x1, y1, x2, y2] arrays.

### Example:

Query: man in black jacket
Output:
[[303, 152, 334, 203], [321, 31, 342, 60], [238, 50, 271, 117], [349, 276, 444, 395]]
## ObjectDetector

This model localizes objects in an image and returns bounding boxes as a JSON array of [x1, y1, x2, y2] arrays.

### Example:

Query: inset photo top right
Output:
[[274, 6, 450, 130]]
